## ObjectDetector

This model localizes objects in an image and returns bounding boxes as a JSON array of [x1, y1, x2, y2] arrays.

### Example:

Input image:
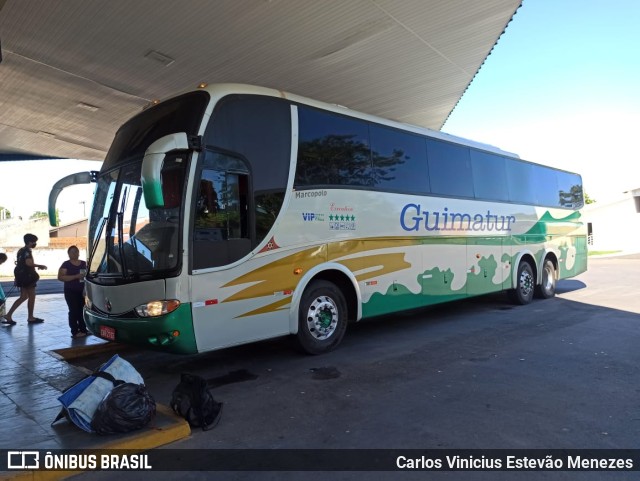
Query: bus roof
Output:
[[195, 83, 521, 159]]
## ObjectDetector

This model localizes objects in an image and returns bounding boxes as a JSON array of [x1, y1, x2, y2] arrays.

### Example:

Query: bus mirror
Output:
[[48, 171, 98, 227], [141, 133, 189, 209]]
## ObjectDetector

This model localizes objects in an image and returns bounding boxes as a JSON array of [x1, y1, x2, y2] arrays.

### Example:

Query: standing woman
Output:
[[0, 253, 8, 317], [58, 245, 89, 337], [2, 233, 47, 325]]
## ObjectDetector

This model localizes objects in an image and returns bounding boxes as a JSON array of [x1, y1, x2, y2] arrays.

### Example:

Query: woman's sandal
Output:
[[27, 318, 44, 324], [1, 318, 17, 325]]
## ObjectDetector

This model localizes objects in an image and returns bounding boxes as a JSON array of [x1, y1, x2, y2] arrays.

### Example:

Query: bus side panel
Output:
[[190, 245, 327, 352], [190, 293, 290, 352], [355, 237, 511, 319], [559, 234, 588, 279], [421, 237, 467, 302], [190, 269, 290, 352], [466, 237, 508, 296], [352, 240, 424, 318], [357, 238, 468, 318]]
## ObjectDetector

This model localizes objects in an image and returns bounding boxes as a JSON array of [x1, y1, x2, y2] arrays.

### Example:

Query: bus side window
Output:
[[193, 166, 251, 269], [196, 177, 220, 225]]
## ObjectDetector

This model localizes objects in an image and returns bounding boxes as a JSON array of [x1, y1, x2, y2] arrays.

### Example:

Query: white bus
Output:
[[50, 84, 587, 355]]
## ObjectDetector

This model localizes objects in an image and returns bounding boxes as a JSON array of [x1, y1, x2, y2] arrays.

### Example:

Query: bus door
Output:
[[189, 150, 289, 351]]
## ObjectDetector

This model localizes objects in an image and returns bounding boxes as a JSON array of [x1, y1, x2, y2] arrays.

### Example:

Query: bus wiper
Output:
[[117, 187, 129, 278], [116, 211, 127, 277], [88, 216, 108, 275], [128, 188, 143, 274]]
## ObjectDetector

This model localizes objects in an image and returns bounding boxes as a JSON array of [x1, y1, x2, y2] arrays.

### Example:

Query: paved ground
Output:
[[1, 256, 639, 481], [0, 282, 190, 479], [1, 278, 63, 297]]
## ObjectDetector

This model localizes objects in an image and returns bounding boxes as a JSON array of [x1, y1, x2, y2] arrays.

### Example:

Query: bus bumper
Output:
[[84, 303, 198, 354]]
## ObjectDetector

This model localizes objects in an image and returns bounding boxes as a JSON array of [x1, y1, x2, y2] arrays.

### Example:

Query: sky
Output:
[[0, 0, 638, 222], [0, 159, 102, 224], [443, 0, 640, 203]]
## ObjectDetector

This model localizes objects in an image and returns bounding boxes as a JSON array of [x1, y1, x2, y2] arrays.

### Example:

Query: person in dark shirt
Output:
[[57, 245, 89, 338], [2, 233, 47, 325], [0, 252, 7, 313]]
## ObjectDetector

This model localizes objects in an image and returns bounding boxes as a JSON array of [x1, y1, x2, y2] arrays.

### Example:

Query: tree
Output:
[[560, 186, 595, 208], [30, 211, 49, 219], [0, 206, 11, 219]]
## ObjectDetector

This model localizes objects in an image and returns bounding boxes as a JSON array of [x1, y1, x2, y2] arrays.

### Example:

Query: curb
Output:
[[49, 341, 134, 361], [0, 405, 191, 481]]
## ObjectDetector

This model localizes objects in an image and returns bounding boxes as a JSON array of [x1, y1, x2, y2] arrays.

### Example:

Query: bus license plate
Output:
[[99, 325, 116, 341]]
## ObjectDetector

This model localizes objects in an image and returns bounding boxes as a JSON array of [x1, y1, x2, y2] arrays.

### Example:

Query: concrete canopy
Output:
[[0, 0, 521, 162]]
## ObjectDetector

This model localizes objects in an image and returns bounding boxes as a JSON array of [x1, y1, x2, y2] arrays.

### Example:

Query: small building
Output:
[[582, 188, 640, 252], [0, 217, 88, 278], [49, 218, 88, 250], [0, 216, 51, 247]]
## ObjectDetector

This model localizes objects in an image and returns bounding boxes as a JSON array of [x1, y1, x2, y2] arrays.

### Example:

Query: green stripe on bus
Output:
[[84, 303, 197, 354]]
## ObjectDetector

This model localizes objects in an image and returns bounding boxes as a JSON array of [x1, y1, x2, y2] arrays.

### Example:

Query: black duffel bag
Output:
[[91, 382, 156, 435]]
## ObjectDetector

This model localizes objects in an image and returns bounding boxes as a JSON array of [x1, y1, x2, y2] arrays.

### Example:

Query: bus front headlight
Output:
[[135, 299, 180, 317]]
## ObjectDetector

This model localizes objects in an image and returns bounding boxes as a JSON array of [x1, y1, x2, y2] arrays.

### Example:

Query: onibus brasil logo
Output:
[[6, 451, 152, 470], [7, 451, 39, 469]]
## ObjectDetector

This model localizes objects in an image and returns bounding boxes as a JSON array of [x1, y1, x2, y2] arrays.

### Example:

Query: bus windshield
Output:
[[86, 91, 209, 281], [88, 159, 184, 279]]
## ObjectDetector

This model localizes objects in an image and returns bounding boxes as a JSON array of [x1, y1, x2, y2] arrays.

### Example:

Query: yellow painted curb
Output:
[[49, 341, 133, 361], [101, 405, 191, 450]]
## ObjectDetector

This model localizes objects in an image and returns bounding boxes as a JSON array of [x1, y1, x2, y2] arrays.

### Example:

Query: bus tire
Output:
[[535, 258, 556, 299], [296, 280, 347, 355], [508, 260, 535, 305]]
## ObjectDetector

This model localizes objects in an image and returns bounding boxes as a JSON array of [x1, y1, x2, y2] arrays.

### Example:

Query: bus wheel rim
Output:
[[520, 269, 534, 297], [543, 265, 554, 291], [306, 296, 338, 340]]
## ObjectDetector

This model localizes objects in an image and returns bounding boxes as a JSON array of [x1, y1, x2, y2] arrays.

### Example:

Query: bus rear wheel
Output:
[[296, 280, 347, 355], [535, 258, 557, 299], [509, 260, 535, 305]]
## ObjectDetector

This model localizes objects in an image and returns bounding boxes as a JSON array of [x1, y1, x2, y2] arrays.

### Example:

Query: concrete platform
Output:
[[0, 291, 191, 480]]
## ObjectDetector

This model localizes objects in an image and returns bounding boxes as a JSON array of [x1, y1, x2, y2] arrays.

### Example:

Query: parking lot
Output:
[[51, 255, 637, 480], [2, 255, 637, 480]]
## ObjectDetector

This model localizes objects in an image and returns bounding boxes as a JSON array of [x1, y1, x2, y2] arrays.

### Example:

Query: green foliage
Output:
[[0, 206, 11, 219], [29, 208, 60, 221]]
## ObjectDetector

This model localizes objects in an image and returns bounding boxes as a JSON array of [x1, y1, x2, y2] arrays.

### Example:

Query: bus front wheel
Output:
[[509, 260, 535, 305], [296, 280, 348, 355]]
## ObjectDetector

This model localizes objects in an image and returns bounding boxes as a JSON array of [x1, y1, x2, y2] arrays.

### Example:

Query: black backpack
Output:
[[170, 373, 222, 431]]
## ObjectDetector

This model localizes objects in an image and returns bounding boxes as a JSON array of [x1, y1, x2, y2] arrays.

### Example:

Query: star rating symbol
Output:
[[328, 214, 356, 221]]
